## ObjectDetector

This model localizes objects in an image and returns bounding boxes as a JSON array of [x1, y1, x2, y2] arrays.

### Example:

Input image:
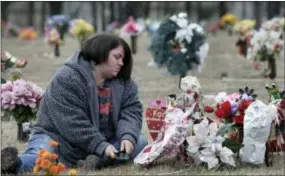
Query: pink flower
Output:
[[1, 91, 15, 110], [1, 81, 13, 93]]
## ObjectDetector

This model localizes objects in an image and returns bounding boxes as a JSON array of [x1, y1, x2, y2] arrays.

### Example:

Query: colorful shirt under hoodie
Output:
[[97, 85, 115, 139]]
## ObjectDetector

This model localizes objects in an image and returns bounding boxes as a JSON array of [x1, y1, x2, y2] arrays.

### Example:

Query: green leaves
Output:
[[222, 138, 244, 153], [217, 123, 235, 136]]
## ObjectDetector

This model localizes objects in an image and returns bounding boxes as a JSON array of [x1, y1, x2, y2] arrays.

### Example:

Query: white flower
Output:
[[200, 146, 235, 169], [188, 23, 204, 34], [181, 48, 187, 53], [175, 27, 193, 43], [169, 14, 188, 28]]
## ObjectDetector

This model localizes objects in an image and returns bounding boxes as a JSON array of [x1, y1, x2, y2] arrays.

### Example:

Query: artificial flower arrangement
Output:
[[69, 19, 95, 47], [135, 76, 281, 169], [234, 19, 256, 57], [149, 13, 209, 87], [44, 27, 63, 58], [219, 13, 239, 35], [44, 15, 71, 58], [45, 15, 71, 41], [1, 79, 43, 141], [18, 27, 37, 40], [120, 16, 145, 54], [264, 83, 285, 166], [262, 17, 284, 32], [120, 16, 145, 37], [1, 20, 20, 37], [246, 27, 284, 79], [1, 51, 28, 83], [208, 23, 219, 36], [33, 140, 78, 175]]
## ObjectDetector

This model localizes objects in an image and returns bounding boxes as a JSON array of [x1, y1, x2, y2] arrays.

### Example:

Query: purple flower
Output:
[[1, 81, 13, 93], [1, 91, 15, 110]]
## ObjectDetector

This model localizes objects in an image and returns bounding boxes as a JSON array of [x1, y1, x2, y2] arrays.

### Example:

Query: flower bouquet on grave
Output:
[[134, 76, 203, 166], [1, 20, 20, 37], [219, 13, 239, 36], [1, 51, 28, 84], [203, 86, 258, 144], [246, 28, 284, 79], [44, 15, 71, 58], [208, 23, 219, 36], [149, 13, 209, 88], [18, 27, 37, 40], [262, 17, 284, 33], [69, 19, 95, 48], [1, 79, 43, 142], [120, 16, 144, 54], [234, 19, 256, 58], [44, 27, 63, 58], [45, 15, 71, 41], [264, 83, 285, 166]]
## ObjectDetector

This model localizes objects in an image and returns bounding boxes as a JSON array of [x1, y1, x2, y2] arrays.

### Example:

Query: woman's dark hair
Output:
[[80, 34, 133, 81]]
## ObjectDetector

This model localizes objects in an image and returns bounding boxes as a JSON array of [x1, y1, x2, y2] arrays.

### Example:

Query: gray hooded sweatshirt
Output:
[[32, 52, 143, 166]]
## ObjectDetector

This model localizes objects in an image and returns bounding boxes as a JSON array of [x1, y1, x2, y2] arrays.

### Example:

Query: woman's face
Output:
[[100, 45, 125, 79]]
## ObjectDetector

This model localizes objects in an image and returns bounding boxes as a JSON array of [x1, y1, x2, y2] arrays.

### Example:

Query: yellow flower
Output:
[[220, 13, 239, 27], [49, 140, 59, 148], [234, 19, 256, 35], [33, 166, 39, 173], [70, 19, 95, 39], [68, 169, 78, 175]]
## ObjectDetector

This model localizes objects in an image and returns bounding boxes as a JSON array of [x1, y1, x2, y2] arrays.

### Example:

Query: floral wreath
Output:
[[149, 13, 209, 76]]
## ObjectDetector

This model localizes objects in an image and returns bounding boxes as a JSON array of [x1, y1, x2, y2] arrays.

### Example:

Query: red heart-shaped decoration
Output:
[[156, 99, 161, 105]]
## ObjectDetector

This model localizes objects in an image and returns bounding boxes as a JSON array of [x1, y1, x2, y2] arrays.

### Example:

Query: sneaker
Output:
[[1, 147, 19, 174]]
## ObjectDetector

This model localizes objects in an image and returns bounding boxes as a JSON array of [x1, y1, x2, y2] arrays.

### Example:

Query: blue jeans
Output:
[[16, 133, 147, 173]]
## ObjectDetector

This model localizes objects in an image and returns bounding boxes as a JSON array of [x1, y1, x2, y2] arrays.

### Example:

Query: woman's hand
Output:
[[120, 140, 134, 155], [104, 145, 118, 159]]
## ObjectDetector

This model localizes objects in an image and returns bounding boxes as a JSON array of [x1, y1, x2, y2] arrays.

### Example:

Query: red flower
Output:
[[204, 106, 214, 113], [214, 101, 231, 119], [239, 99, 253, 112], [215, 108, 225, 118], [233, 113, 244, 124]]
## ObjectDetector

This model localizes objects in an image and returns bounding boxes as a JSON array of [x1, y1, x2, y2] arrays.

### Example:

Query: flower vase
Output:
[[268, 57, 276, 79], [130, 35, 137, 54], [17, 123, 29, 142]]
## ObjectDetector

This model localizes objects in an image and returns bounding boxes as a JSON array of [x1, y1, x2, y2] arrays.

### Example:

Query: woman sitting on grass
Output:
[[1, 34, 148, 174]]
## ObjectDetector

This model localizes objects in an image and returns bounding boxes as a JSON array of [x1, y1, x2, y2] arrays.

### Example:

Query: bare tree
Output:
[[197, 2, 203, 21], [185, 1, 192, 17], [254, 1, 261, 29], [143, 2, 151, 18], [267, 1, 281, 19], [241, 2, 246, 19], [109, 1, 115, 22], [27, 1, 35, 26], [1, 1, 12, 22], [219, 1, 227, 17], [48, 1, 63, 15]]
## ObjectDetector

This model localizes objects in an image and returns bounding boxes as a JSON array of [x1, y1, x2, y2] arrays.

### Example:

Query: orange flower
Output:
[[33, 166, 39, 173], [50, 153, 58, 160], [49, 140, 59, 148], [42, 151, 51, 159], [38, 149, 47, 157], [57, 162, 65, 172], [49, 165, 60, 175], [36, 158, 42, 165], [68, 169, 78, 175], [39, 159, 52, 169]]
